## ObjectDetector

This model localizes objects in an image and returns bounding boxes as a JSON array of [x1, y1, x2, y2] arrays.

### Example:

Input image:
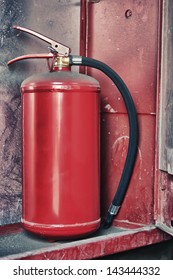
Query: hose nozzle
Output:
[[103, 204, 120, 229]]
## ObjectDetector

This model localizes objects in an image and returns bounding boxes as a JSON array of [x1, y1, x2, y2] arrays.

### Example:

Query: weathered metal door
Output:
[[155, 0, 173, 236]]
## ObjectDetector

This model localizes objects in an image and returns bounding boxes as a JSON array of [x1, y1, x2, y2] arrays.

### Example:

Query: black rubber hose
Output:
[[70, 55, 139, 228]]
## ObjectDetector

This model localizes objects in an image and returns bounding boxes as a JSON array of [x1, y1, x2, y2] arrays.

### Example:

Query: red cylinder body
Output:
[[21, 67, 100, 239]]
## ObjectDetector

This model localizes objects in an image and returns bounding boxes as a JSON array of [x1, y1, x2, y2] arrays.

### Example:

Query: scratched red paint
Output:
[[16, 228, 170, 260], [83, 0, 160, 228]]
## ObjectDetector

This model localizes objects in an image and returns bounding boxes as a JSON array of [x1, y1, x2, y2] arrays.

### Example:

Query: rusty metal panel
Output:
[[159, 0, 173, 174], [154, 0, 173, 236], [155, 171, 173, 236], [0, 0, 80, 225]]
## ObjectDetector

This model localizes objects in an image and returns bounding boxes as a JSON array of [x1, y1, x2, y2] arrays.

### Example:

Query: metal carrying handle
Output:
[[7, 26, 71, 66], [13, 25, 71, 56]]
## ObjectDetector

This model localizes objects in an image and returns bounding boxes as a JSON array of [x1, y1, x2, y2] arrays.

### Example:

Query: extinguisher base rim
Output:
[[21, 218, 101, 239]]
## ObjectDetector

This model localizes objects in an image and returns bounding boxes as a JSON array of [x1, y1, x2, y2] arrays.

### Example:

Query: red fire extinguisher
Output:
[[8, 26, 138, 239]]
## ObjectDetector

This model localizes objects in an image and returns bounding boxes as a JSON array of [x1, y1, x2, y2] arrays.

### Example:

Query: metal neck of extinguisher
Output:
[[8, 26, 139, 229]]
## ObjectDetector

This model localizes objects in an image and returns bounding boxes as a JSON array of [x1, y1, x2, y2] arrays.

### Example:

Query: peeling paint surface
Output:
[[154, 0, 173, 236]]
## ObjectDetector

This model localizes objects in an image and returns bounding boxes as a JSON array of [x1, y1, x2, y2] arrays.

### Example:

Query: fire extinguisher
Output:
[[8, 26, 138, 239]]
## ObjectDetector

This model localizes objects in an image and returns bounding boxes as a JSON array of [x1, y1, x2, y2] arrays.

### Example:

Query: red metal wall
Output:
[[82, 0, 161, 226]]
